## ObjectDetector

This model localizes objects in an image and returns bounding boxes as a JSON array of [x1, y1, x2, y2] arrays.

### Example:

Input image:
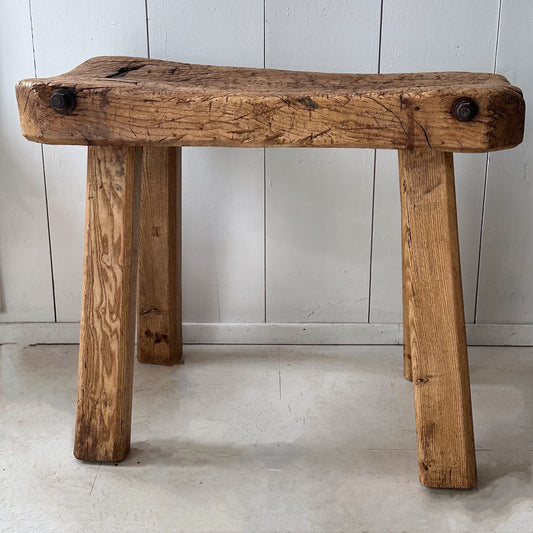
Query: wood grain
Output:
[[137, 147, 182, 365], [398, 148, 476, 488], [16, 56, 524, 152], [74, 145, 142, 462], [400, 178, 413, 382]]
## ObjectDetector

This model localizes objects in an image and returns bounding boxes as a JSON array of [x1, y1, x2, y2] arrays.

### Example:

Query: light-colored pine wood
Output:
[[16, 56, 524, 152], [137, 147, 182, 365], [74, 145, 142, 462], [400, 181, 413, 382], [398, 148, 476, 489], [14, 51, 525, 485]]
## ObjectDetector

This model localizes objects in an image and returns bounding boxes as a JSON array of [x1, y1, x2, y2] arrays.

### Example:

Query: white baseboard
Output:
[[1, 321, 533, 346]]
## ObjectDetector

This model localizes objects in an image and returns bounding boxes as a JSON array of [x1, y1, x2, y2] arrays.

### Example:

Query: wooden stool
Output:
[[16, 57, 525, 488]]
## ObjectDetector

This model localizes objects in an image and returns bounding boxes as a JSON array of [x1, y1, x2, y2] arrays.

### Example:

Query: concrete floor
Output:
[[0, 344, 532, 532]]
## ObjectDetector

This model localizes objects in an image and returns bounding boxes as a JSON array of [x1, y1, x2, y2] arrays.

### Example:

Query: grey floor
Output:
[[1, 343, 532, 532]]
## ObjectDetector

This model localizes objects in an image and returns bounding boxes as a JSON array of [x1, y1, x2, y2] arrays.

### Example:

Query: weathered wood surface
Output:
[[16, 56, 524, 152], [400, 176, 413, 382], [75, 145, 142, 462], [137, 147, 182, 365], [398, 148, 477, 489]]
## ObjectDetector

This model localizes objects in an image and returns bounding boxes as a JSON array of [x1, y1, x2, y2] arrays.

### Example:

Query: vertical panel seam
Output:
[[367, 150, 378, 323], [263, 0, 267, 323], [493, 0, 503, 73], [473, 0, 502, 324], [144, 0, 151, 58], [377, 0, 384, 74], [28, 0, 57, 322], [367, 0, 384, 323]]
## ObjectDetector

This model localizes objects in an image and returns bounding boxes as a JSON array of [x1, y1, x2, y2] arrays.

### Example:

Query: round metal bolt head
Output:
[[50, 88, 77, 115], [451, 98, 478, 122]]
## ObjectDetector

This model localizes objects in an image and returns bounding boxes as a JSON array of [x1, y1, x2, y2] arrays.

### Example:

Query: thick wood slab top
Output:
[[16, 56, 525, 152]]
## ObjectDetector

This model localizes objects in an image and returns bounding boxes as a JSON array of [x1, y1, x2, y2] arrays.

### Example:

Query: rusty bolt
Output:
[[50, 88, 77, 115], [451, 98, 478, 122]]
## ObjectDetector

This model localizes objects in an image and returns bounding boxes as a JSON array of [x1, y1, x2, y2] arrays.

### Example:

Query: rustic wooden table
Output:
[[16, 56, 525, 488]]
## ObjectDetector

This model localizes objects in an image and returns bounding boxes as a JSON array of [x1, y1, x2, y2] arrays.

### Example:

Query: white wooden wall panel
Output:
[[265, 0, 380, 322], [477, 0, 533, 323], [30, 0, 148, 321], [0, 2, 54, 322], [148, 0, 265, 323], [370, 0, 501, 324], [3, 1, 533, 345]]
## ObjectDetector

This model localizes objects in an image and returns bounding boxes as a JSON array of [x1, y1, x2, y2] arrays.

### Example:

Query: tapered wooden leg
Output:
[[137, 147, 182, 365], [398, 148, 477, 489], [400, 174, 413, 382], [74, 146, 142, 462]]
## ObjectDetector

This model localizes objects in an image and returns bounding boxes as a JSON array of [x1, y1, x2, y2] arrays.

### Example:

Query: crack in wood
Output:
[[106, 64, 146, 79]]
